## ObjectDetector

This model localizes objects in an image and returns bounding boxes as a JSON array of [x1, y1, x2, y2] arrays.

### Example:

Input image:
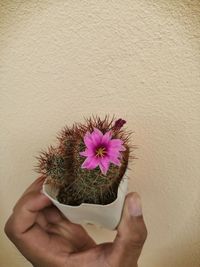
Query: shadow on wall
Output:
[[147, 0, 200, 25], [1, 0, 200, 31], [0, 0, 50, 32]]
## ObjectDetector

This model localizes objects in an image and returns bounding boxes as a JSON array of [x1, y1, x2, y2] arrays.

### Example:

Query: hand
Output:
[[4, 177, 147, 267]]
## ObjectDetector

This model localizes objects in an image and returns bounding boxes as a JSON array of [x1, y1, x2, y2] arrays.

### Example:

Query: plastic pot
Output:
[[42, 171, 128, 230]]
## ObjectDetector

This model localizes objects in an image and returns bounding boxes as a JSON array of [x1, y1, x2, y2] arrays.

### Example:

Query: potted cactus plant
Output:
[[35, 115, 133, 229]]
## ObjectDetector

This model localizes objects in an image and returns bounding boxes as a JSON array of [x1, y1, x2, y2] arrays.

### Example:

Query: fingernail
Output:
[[128, 193, 143, 217]]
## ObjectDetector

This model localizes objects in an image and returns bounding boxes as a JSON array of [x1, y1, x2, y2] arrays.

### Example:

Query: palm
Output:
[[27, 206, 98, 266], [36, 208, 116, 267]]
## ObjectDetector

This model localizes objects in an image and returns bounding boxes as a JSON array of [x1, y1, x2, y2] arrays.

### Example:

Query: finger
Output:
[[5, 191, 52, 237], [22, 176, 46, 196], [36, 206, 96, 251], [36, 212, 77, 254], [12, 175, 49, 222], [36, 206, 65, 229], [35, 206, 68, 232], [47, 220, 96, 251], [112, 193, 147, 266], [43, 206, 68, 224]]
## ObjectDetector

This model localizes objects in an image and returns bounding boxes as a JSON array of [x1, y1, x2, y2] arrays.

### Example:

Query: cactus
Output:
[[35, 115, 134, 205]]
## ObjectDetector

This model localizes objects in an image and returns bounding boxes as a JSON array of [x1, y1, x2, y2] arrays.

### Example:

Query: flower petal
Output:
[[84, 131, 95, 149], [107, 147, 121, 158], [81, 156, 99, 170], [87, 157, 99, 169], [109, 139, 126, 152], [109, 155, 121, 166], [99, 158, 110, 175], [81, 157, 92, 169], [90, 128, 103, 146], [109, 139, 123, 148], [119, 145, 126, 151], [93, 127, 103, 137], [102, 131, 112, 145], [79, 151, 88, 157], [79, 149, 94, 157], [118, 153, 123, 159]]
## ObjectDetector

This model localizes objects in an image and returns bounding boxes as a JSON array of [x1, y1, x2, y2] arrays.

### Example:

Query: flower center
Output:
[[95, 146, 107, 157]]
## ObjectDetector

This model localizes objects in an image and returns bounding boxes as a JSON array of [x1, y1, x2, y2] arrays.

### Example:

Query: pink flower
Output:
[[79, 128, 126, 175]]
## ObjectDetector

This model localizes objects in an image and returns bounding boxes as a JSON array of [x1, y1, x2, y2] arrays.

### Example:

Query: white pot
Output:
[[42, 171, 128, 230]]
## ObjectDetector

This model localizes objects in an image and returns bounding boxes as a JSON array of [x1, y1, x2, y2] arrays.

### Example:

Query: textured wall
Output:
[[0, 1, 200, 266]]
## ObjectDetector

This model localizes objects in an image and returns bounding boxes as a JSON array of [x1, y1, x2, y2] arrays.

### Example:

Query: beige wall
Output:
[[1, 1, 200, 266]]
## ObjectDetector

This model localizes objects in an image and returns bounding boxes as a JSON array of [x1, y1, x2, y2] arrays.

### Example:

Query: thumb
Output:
[[113, 192, 147, 266]]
